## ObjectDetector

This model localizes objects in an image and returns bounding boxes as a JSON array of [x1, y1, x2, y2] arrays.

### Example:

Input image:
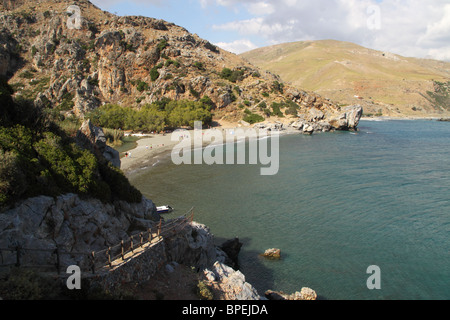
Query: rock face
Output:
[[0, 193, 159, 270], [290, 105, 363, 134], [204, 262, 261, 300], [329, 105, 364, 131], [219, 237, 243, 270], [76, 119, 121, 168], [163, 222, 218, 271], [1, 0, 361, 132]]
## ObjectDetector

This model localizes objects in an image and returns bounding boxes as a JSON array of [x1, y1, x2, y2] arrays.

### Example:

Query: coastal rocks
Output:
[[329, 105, 363, 130], [219, 237, 243, 270], [204, 262, 261, 300], [261, 248, 281, 260], [253, 121, 285, 131], [265, 288, 317, 300], [163, 222, 218, 270], [290, 105, 363, 134]]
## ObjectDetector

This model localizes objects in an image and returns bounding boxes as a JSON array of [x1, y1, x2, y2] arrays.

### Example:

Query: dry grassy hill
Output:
[[241, 40, 450, 118]]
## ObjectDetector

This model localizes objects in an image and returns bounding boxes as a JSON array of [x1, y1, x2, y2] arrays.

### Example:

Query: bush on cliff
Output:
[[0, 79, 142, 209]]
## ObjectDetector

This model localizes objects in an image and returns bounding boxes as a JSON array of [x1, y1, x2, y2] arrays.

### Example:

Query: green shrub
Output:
[[271, 102, 284, 118], [136, 80, 149, 92], [243, 113, 265, 124], [193, 62, 205, 70], [196, 281, 213, 300], [150, 67, 160, 82], [157, 39, 168, 52], [220, 68, 244, 83]]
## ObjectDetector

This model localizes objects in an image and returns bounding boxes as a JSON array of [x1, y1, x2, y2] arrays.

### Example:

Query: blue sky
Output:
[[90, 0, 450, 61]]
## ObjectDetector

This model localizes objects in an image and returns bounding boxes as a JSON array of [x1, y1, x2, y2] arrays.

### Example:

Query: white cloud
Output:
[[204, 0, 450, 61], [215, 39, 259, 54]]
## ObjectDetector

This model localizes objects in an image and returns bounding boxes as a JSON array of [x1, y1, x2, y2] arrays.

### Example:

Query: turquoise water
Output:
[[129, 120, 450, 300]]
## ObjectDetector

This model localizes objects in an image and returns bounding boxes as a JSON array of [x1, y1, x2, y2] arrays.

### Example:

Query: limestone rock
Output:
[[261, 248, 281, 260], [265, 288, 318, 300], [0, 193, 158, 270], [329, 105, 363, 130], [207, 261, 261, 300], [76, 119, 121, 168], [220, 237, 243, 270]]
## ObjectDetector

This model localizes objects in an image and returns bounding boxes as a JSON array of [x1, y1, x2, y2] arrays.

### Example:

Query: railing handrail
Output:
[[0, 207, 195, 274]]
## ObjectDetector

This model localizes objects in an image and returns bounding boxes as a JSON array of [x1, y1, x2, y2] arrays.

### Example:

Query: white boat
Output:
[[156, 205, 174, 214]]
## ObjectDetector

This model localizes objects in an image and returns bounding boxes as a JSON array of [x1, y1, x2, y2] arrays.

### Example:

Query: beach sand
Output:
[[120, 133, 179, 175], [119, 123, 298, 176]]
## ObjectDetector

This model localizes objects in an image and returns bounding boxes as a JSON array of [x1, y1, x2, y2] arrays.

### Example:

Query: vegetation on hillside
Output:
[[87, 98, 213, 132], [426, 81, 450, 111], [0, 78, 142, 209]]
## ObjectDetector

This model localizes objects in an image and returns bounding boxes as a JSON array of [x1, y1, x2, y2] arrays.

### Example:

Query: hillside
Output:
[[0, 0, 361, 132], [241, 40, 450, 118]]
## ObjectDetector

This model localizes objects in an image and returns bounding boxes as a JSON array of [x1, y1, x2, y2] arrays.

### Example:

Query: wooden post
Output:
[[107, 247, 112, 267], [121, 240, 124, 260], [90, 251, 96, 274], [148, 228, 152, 243], [140, 233, 143, 247], [130, 237, 134, 253], [158, 219, 162, 239]]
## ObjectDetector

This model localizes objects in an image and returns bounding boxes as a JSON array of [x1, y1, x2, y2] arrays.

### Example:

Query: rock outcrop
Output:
[[0, 193, 159, 270], [261, 248, 281, 260], [76, 119, 121, 168], [290, 105, 363, 134], [204, 261, 261, 300], [219, 237, 243, 270], [265, 288, 318, 300], [1, 0, 361, 131]]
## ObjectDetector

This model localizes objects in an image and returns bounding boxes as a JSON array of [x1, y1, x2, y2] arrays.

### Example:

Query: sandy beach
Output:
[[120, 133, 180, 175], [119, 123, 298, 176]]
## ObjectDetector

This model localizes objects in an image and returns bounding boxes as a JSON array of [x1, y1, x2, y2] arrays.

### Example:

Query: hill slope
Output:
[[0, 0, 361, 130], [241, 40, 450, 118]]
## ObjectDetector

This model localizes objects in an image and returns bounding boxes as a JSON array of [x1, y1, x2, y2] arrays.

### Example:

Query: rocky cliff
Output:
[[0, 0, 361, 131], [0, 193, 159, 270], [0, 193, 261, 300]]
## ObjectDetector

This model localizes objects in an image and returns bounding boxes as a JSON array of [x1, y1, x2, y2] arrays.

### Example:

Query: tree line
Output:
[[87, 98, 213, 132]]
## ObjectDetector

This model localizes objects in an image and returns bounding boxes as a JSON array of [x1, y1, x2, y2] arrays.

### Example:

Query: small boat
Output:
[[156, 205, 174, 214]]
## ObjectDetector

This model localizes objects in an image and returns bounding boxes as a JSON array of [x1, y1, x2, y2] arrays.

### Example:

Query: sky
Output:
[[90, 0, 450, 61]]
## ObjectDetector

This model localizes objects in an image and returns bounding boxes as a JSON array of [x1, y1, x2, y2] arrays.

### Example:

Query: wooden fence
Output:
[[0, 207, 194, 275]]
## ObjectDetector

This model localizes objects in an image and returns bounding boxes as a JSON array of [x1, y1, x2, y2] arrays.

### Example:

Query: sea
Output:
[[128, 120, 450, 300]]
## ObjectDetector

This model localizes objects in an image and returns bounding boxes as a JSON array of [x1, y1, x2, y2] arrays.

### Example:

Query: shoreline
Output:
[[119, 126, 299, 177], [119, 116, 445, 176]]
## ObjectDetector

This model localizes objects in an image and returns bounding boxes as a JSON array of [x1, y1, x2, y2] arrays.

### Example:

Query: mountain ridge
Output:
[[241, 40, 450, 118], [0, 0, 361, 131]]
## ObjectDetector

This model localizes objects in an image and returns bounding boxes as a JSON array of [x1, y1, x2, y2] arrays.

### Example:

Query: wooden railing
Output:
[[0, 207, 194, 275]]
